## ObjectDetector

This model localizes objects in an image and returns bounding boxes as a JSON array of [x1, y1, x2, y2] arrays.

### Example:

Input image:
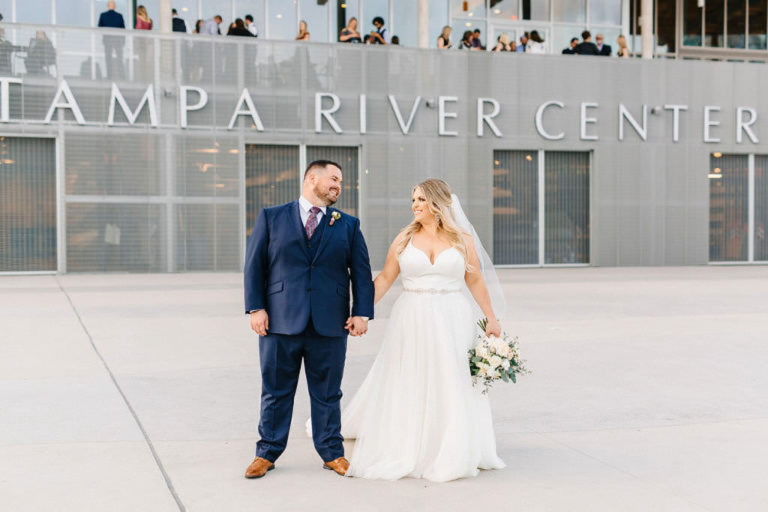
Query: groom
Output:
[[243, 160, 375, 479]]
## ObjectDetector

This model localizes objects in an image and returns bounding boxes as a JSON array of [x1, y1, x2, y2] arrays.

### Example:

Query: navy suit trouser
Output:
[[256, 319, 347, 463]]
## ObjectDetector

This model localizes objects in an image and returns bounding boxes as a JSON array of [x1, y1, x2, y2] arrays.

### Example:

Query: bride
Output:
[[338, 178, 507, 482]]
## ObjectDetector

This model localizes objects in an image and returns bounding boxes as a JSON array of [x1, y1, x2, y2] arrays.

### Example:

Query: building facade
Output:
[[0, 21, 766, 273]]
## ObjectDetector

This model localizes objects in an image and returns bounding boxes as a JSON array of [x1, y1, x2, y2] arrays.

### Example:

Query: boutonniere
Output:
[[329, 211, 342, 226]]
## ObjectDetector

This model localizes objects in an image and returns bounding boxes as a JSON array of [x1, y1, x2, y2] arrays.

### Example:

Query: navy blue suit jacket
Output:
[[244, 201, 375, 337], [98, 10, 126, 29]]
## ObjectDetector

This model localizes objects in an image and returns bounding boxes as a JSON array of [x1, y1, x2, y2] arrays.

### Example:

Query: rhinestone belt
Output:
[[403, 288, 461, 295]]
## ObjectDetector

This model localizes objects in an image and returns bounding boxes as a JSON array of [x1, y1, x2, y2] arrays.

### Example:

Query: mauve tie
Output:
[[305, 206, 321, 239]]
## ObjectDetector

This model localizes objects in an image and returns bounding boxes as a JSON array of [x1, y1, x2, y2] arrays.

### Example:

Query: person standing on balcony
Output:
[[437, 26, 452, 49], [526, 30, 545, 53], [97, 0, 126, 80], [228, 18, 254, 37], [135, 5, 153, 30], [296, 20, 310, 41], [471, 29, 485, 50], [245, 15, 259, 37], [617, 35, 630, 58], [575, 30, 600, 55], [340, 17, 362, 43], [172, 9, 187, 33], [595, 33, 612, 56], [201, 15, 223, 35], [562, 37, 579, 54], [369, 16, 389, 44], [516, 32, 528, 52]]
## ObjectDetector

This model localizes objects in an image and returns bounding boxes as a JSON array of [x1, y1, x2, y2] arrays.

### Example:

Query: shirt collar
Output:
[[299, 195, 327, 215]]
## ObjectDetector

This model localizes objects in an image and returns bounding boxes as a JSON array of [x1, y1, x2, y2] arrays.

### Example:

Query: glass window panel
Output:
[[175, 2, 198, 30], [0, 1, 11, 22], [705, 0, 724, 47], [267, 0, 298, 40], [657, 0, 676, 53], [16, 0, 52, 24], [748, 0, 766, 50], [176, 204, 239, 271], [493, 151, 539, 265], [429, 0, 449, 48], [683, 0, 702, 46], [553, 0, 585, 24], [709, 154, 748, 262], [451, 0, 485, 19], [245, 144, 301, 239], [727, 0, 746, 48], [300, 0, 329, 42], [392, 0, 418, 46], [544, 151, 590, 265], [589, 0, 621, 25], [755, 156, 768, 261], [528, 0, 550, 21], [0, 137, 56, 272], [306, 146, 359, 217], [66, 203, 166, 272], [202, 0, 233, 23], [66, 134, 164, 196], [490, 0, 519, 21], [56, 0, 92, 27]]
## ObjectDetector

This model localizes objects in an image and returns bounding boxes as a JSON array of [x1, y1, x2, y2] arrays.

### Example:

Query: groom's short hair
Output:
[[304, 159, 342, 181]]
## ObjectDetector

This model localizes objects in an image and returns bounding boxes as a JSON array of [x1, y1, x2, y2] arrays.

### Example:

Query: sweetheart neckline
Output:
[[408, 239, 456, 266]]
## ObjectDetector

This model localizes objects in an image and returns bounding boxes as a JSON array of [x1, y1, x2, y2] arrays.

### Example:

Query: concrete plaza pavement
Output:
[[1, 266, 767, 511]]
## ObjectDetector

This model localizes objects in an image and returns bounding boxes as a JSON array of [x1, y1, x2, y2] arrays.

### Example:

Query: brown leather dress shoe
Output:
[[244, 457, 275, 479], [322, 457, 350, 476]]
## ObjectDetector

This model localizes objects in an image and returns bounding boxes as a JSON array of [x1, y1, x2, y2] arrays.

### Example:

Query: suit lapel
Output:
[[291, 201, 311, 261], [311, 207, 338, 264]]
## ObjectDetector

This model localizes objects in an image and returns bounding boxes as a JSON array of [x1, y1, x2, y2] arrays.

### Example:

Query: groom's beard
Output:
[[314, 184, 339, 206]]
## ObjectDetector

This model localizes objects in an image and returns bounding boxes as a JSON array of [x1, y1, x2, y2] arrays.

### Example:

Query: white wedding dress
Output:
[[339, 238, 506, 481]]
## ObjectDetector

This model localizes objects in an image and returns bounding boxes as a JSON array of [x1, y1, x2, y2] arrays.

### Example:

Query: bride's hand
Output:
[[485, 318, 501, 338]]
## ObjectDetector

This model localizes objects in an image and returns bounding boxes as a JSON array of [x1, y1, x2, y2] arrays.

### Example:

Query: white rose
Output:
[[501, 359, 511, 370], [489, 369, 501, 379], [477, 366, 488, 377], [475, 346, 489, 359], [489, 355, 503, 369]]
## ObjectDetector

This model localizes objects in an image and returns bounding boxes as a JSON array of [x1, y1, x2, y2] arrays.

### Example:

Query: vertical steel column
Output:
[[641, 0, 654, 58]]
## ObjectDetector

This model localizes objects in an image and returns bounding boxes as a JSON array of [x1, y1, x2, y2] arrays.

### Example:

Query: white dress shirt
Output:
[[246, 23, 258, 37], [299, 195, 326, 227]]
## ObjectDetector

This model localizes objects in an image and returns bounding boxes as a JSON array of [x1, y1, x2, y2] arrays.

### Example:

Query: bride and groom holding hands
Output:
[[243, 159, 506, 482]]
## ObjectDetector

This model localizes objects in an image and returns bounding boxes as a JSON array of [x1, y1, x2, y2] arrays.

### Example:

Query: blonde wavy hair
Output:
[[396, 179, 472, 271]]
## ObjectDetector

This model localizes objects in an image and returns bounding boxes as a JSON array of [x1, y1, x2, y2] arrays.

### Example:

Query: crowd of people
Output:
[[0, 2, 635, 78], [561, 30, 630, 57]]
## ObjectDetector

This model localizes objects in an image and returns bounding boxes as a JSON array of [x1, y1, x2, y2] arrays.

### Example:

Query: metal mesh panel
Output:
[[709, 154, 749, 262], [244, 144, 301, 237], [0, 137, 57, 272], [493, 150, 538, 265], [175, 203, 240, 271], [756, 155, 768, 261], [306, 146, 359, 218], [66, 203, 166, 272], [65, 132, 163, 196], [544, 151, 590, 264]]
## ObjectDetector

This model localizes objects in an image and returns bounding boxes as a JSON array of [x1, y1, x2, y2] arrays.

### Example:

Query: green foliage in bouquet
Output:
[[469, 318, 530, 393]]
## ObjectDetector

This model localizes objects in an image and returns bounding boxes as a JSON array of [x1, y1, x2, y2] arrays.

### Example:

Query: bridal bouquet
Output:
[[469, 318, 530, 394]]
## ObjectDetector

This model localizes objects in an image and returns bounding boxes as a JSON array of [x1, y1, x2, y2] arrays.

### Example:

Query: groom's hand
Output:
[[250, 310, 269, 336], [345, 316, 368, 336]]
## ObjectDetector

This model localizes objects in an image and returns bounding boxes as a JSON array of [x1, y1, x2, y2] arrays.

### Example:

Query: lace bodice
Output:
[[398, 239, 466, 292]]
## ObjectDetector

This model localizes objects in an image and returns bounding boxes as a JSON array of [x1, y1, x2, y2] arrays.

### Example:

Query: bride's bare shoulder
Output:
[[391, 231, 409, 248]]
